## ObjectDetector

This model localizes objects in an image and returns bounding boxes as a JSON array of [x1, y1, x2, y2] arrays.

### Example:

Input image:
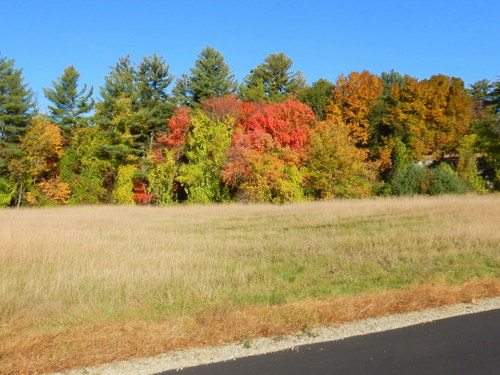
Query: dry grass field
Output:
[[1, 195, 499, 374]]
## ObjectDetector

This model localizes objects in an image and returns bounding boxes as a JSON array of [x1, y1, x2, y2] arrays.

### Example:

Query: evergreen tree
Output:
[[241, 53, 306, 103], [173, 46, 236, 106], [297, 79, 333, 120], [97, 56, 137, 127], [172, 74, 191, 107], [97, 55, 175, 152], [136, 54, 175, 141], [0, 53, 36, 204], [43, 65, 94, 133], [0, 54, 35, 144], [471, 78, 500, 188], [469, 79, 492, 116], [368, 70, 406, 138]]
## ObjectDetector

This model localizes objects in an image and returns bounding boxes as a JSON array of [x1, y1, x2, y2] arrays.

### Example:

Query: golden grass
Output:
[[0, 195, 499, 374]]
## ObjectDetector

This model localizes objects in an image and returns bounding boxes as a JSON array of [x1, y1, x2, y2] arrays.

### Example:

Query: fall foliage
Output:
[[1, 48, 498, 207], [328, 71, 383, 145], [223, 100, 316, 202]]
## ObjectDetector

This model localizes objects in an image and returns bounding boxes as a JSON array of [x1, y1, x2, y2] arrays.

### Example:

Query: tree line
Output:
[[0, 47, 499, 206]]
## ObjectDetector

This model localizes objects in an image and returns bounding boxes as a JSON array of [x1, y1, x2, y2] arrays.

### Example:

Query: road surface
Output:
[[156, 308, 499, 375]]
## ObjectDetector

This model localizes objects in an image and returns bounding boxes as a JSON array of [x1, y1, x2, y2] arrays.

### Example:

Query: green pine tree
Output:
[[241, 53, 306, 103], [136, 54, 175, 144], [0, 54, 35, 144], [173, 46, 236, 106], [0, 53, 36, 204], [97, 55, 137, 127], [43, 65, 94, 133], [97, 55, 175, 153]]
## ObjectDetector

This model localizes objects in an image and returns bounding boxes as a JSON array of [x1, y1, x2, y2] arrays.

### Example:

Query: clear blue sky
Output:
[[2, 0, 499, 112]]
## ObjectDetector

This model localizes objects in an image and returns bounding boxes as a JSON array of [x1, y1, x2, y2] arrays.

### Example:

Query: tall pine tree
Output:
[[173, 46, 236, 106], [241, 53, 306, 103], [0, 54, 35, 144], [97, 55, 175, 152], [43, 65, 94, 134], [136, 54, 175, 144], [0, 54, 36, 205]]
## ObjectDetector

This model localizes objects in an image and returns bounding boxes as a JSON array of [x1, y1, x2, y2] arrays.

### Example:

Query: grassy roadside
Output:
[[1, 195, 499, 374]]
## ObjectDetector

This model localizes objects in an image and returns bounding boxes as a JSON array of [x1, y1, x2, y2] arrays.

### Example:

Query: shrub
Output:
[[391, 163, 427, 196], [427, 163, 465, 195]]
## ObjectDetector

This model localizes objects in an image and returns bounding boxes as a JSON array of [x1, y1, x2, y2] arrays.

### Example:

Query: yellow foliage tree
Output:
[[112, 164, 136, 204], [307, 116, 376, 199], [21, 117, 71, 205], [22, 117, 63, 179]]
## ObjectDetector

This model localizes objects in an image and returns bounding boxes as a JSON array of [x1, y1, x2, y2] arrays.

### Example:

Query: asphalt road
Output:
[[156, 309, 499, 375]]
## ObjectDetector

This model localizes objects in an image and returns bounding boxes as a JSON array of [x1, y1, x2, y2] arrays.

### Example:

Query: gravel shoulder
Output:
[[50, 297, 500, 375]]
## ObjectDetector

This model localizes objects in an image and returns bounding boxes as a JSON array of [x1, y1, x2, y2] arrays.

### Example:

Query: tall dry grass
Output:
[[0, 195, 499, 374], [1, 195, 498, 328]]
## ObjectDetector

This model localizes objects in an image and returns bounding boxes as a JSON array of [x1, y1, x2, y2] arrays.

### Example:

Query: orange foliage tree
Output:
[[381, 75, 473, 164], [421, 75, 472, 155], [328, 71, 383, 145]]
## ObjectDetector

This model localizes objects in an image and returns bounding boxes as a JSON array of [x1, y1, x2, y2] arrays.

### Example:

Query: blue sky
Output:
[[2, 0, 499, 112]]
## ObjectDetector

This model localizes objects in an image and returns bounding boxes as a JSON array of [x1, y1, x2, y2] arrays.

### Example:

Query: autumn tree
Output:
[[112, 164, 137, 204], [146, 148, 177, 205], [422, 75, 472, 155], [328, 71, 383, 146], [43, 65, 94, 134], [157, 107, 191, 157], [176, 110, 234, 203], [201, 94, 243, 122], [222, 100, 316, 202], [307, 117, 376, 199], [20, 117, 70, 205], [60, 126, 110, 204], [241, 53, 306, 103], [172, 46, 236, 106], [381, 76, 430, 162]]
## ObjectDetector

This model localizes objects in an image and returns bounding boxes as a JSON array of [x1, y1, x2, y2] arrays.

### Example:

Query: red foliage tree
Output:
[[201, 95, 243, 121], [133, 180, 153, 205], [157, 108, 191, 154], [222, 100, 317, 202], [244, 100, 316, 155]]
